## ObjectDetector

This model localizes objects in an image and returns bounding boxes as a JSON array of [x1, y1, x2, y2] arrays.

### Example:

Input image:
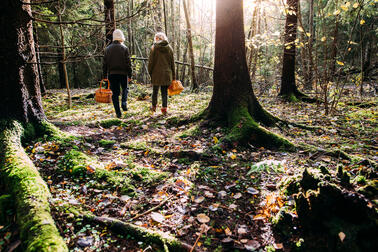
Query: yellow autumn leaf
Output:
[[336, 61, 345, 66], [213, 136, 218, 144], [353, 3, 359, 8], [360, 19, 365, 25], [340, 5, 348, 11], [298, 26, 304, 32], [321, 37, 327, 42], [230, 154, 237, 160], [306, 32, 311, 37]]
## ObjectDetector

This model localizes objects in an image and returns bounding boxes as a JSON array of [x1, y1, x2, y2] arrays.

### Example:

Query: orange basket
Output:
[[168, 80, 184, 96], [95, 79, 112, 103]]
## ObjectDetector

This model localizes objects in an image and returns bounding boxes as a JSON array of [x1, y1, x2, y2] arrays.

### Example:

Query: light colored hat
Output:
[[113, 29, 125, 42]]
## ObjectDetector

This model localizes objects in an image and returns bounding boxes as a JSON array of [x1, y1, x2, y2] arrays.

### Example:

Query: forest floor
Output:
[[1, 84, 377, 251]]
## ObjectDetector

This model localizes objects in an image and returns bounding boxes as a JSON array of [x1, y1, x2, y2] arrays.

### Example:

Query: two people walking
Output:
[[103, 29, 175, 118]]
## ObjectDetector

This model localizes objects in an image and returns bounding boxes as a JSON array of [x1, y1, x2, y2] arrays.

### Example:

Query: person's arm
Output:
[[147, 46, 154, 76], [124, 47, 132, 78]]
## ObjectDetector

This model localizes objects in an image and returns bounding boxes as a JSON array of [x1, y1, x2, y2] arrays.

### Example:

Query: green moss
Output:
[[0, 120, 68, 251], [0, 194, 13, 224], [99, 119, 124, 128], [98, 139, 116, 148], [225, 106, 295, 151], [358, 180, 378, 198]]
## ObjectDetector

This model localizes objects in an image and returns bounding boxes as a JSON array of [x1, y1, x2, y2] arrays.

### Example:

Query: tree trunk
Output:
[[329, 0, 339, 78], [33, 27, 46, 95], [58, 0, 71, 108], [279, 0, 301, 101], [183, 0, 198, 91], [104, 0, 115, 46], [0, 0, 46, 123], [0, 1, 68, 250], [305, 0, 315, 90], [207, 0, 294, 150]]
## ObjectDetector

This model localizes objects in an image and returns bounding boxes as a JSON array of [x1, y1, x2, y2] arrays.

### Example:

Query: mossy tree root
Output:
[[0, 120, 68, 251], [299, 143, 377, 168], [83, 215, 192, 252], [223, 106, 296, 151], [280, 90, 321, 104]]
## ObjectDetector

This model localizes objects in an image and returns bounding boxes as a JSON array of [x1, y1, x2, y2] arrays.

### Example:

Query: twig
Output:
[[190, 233, 201, 252], [128, 195, 174, 221]]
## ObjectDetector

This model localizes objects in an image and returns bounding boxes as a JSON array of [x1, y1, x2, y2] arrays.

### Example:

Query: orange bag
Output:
[[168, 80, 184, 96], [95, 79, 112, 103]]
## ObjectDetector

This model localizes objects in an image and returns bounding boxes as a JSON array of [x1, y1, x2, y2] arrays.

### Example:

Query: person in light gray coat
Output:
[[103, 29, 132, 118]]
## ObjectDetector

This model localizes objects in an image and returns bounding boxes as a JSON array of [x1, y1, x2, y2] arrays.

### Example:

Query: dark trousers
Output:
[[109, 74, 128, 114], [152, 85, 168, 108]]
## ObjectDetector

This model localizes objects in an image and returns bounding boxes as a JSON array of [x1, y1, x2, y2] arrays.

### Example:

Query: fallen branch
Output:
[[0, 120, 68, 251], [82, 215, 192, 252], [128, 195, 174, 221]]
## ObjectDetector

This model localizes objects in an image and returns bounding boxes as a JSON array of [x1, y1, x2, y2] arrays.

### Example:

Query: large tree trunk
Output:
[[183, 0, 198, 91], [104, 0, 115, 46], [0, 0, 45, 123], [0, 1, 68, 251], [207, 0, 293, 150]]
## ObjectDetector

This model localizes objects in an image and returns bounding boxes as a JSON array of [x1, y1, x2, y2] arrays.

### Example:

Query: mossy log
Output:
[[83, 215, 192, 252], [0, 120, 68, 251], [223, 106, 295, 151]]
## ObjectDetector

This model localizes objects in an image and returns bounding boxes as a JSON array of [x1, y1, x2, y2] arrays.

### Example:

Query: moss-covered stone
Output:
[[98, 139, 116, 148], [358, 179, 378, 199], [0, 120, 68, 251], [98, 119, 124, 128]]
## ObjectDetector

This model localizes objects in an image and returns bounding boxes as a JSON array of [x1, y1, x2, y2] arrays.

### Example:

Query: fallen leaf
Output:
[[196, 213, 210, 223], [218, 190, 227, 198], [245, 240, 260, 251], [224, 227, 232, 236], [247, 187, 259, 195], [339, 232, 346, 242], [194, 196, 205, 204], [233, 192, 242, 199], [151, 212, 165, 223]]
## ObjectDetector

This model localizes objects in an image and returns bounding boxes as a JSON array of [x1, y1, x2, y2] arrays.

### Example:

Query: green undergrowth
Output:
[[274, 165, 378, 251], [59, 149, 167, 196], [98, 119, 126, 128], [0, 120, 68, 251]]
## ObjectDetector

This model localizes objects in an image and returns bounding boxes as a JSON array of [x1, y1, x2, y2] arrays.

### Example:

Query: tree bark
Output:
[[207, 0, 294, 150], [279, 0, 301, 101], [0, 0, 45, 123], [183, 0, 198, 91], [104, 0, 115, 46]]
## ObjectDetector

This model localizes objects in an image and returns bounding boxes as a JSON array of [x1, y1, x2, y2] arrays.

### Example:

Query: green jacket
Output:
[[148, 40, 175, 86]]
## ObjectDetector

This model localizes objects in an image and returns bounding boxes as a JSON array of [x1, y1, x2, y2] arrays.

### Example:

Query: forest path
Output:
[[21, 86, 377, 251]]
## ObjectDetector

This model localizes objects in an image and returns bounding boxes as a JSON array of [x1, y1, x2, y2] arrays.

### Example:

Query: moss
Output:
[[0, 194, 13, 223], [84, 215, 189, 252], [99, 119, 124, 128], [98, 139, 116, 148], [0, 120, 68, 251], [224, 106, 295, 151], [358, 180, 378, 199]]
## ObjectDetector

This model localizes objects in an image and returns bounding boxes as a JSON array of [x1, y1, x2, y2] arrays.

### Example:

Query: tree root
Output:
[[299, 143, 377, 168], [279, 90, 321, 104], [224, 106, 296, 151], [82, 214, 192, 252], [0, 120, 68, 251]]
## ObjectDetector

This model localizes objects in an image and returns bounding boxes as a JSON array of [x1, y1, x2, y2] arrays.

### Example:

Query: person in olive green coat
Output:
[[148, 32, 175, 115]]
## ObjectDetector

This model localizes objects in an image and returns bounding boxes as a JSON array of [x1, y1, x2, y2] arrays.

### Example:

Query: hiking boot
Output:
[[161, 107, 167, 115], [122, 102, 128, 111], [116, 111, 122, 118]]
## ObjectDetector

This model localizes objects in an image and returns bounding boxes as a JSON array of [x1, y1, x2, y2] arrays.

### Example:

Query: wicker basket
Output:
[[95, 79, 112, 103], [168, 80, 184, 96]]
